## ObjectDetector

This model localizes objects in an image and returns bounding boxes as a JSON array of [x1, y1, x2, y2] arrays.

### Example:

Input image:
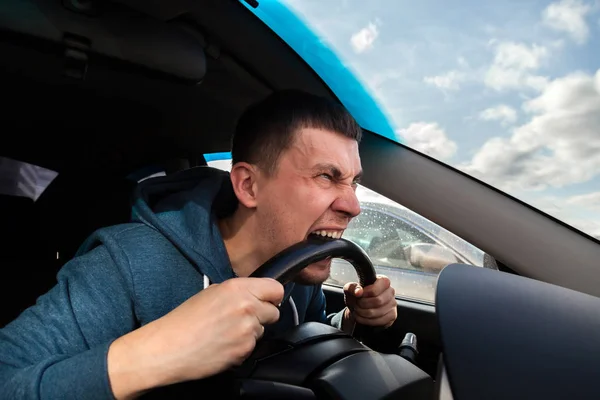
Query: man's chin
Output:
[[293, 258, 331, 285]]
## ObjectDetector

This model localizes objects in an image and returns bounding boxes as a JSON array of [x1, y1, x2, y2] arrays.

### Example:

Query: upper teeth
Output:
[[312, 230, 342, 239]]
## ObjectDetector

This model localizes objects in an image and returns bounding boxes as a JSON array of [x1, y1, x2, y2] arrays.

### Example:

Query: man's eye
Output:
[[319, 173, 333, 181]]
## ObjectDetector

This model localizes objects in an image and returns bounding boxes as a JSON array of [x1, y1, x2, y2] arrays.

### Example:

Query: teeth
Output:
[[311, 230, 342, 239]]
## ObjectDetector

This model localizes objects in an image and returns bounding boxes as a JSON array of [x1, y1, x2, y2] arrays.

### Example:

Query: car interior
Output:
[[2, 0, 600, 399]]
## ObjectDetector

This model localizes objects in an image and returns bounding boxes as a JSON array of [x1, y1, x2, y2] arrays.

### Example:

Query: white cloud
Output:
[[396, 122, 457, 161], [528, 194, 600, 238], [424, 70, 466, 91], [542, 0, 592, 45], [461, 69, 600, 192], [457, 56, 470, 68], [479, 104, 518, 126], [350, 22, 379, 53], [369, 70, 402, 87], [484, 41, 549, 91], [567, 192, 600, 211]]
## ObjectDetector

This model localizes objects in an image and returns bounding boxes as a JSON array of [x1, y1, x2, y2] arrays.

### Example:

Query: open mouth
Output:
[[309, 229, 344, 239]]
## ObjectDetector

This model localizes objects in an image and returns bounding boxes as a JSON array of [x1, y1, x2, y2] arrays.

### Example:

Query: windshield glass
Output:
[[243, 0, 600, 241]]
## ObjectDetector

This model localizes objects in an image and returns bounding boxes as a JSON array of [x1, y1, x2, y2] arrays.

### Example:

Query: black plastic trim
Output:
[[436, 264, 600, 400]]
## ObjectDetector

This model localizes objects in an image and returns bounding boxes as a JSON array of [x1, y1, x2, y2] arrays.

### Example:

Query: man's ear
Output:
[[230, 162, 259, 209]]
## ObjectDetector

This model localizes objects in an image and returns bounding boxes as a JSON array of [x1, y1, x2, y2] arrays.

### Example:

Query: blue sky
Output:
[[256, 0, 600, 239]]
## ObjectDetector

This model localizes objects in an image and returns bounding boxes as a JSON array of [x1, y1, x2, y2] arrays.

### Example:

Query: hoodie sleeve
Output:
[[0, 243, 137, 400]]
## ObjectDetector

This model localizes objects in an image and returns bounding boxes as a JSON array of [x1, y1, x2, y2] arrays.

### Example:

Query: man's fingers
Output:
[[356, 287, 395, 309], [255, 302, 281, 326], [361, 275, 391, 298], [353, 301, 394, 320], [343, 282, 357, 293], [354, 307, 397, 327], [344, 282, 363, 298], [255, 324, 266, 340], [242, 278, 285, 305], [345, 277, 397, 329]]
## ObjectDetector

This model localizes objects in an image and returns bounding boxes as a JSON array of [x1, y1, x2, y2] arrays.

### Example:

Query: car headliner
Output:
[[1, 0, 337, 175]]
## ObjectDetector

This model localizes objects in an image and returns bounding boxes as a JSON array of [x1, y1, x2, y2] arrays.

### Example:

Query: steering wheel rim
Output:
[[250, 236, 377, 341], [250, 236, 377, 287]]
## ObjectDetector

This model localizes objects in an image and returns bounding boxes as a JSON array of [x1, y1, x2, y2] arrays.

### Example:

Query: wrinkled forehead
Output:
[[286, 127, 361, 172]]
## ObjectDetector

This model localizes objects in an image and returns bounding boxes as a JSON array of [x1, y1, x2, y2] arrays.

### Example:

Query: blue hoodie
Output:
[[0, 166, 344, 399]]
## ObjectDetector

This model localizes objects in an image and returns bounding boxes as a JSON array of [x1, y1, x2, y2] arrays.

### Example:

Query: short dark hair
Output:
[[231, 89, 362, 175]]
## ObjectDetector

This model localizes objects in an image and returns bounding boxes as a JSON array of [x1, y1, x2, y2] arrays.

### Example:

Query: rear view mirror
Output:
[[405, 243, 459, 273]]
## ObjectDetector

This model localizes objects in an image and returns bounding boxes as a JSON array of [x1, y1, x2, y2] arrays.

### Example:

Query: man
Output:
[[0, 90, 397, 399]]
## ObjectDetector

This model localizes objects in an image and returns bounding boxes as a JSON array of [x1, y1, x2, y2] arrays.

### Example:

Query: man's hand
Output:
[[107, 277, 284, 399], [341, 275, 397, 333]]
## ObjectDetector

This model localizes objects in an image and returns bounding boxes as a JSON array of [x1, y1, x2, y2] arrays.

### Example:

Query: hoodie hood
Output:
[[131, 166, 239, 284]]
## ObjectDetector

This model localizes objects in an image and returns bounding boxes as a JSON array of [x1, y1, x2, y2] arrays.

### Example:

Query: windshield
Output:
[[243, 0, 600, 241]]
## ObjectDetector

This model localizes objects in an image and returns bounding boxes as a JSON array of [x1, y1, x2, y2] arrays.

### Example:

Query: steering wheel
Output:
[[249, 235, 377, 342], [143, 236, 433, 400]]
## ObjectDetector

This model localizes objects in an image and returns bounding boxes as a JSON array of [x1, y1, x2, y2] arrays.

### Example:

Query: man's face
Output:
[[254, 128, 362, 285]]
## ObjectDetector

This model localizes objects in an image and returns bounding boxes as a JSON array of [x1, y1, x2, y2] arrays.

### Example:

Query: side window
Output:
[[343, 208, 438, 270], [0, 156, 58, 200], [329, 185, 495, 304], [205, 155, 495, 304]]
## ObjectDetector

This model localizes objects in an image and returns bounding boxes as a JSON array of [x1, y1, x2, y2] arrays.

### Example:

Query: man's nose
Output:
[[332, 187, 361, 218]]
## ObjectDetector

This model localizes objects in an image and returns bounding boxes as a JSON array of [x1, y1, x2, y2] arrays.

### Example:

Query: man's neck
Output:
[[217, 211, 266, 278]]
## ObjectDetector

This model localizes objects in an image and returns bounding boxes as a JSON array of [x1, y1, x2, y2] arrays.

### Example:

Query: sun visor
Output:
[[0, 0, 206, 83]]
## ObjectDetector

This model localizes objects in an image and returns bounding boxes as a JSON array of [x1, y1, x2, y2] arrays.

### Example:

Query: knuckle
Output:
[[240, 319, 257, 336], [239, 300, 255, 316], [238, 319, 256, 343], [373, 296, 385, 307], [222, 279, 240, 293], [222, 278, 236, 288]]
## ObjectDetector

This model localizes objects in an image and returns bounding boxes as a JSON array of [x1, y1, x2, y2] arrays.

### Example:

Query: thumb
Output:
[[343, 282, 363, 298]]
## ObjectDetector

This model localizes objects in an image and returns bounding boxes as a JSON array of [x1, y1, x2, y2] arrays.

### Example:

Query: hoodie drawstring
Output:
[[288, 296, 299, 326]]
